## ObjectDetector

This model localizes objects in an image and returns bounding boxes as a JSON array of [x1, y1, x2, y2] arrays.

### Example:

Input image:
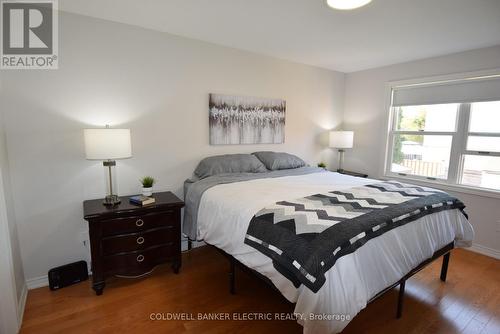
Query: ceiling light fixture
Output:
[[326, 0, 372, 10]]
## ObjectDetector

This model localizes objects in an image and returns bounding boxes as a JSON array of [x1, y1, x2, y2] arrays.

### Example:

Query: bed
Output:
[[183, 153, 474, 334]]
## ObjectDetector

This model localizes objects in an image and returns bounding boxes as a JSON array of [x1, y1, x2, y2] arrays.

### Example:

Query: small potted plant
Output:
[[317, 162, 327, 170], [140, 176, 155, 197]]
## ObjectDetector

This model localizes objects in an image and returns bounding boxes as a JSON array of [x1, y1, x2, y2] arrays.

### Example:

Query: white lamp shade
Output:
[[329, 131, 354, 149], [84, 128, 132, 160]]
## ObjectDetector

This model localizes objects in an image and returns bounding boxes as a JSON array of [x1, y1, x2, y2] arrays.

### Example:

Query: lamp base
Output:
[[103, 195, 121, 206]]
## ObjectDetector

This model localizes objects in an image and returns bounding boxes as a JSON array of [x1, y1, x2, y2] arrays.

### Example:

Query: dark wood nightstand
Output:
[[83, 191, 184, 295], [337, 170, 369, 178]]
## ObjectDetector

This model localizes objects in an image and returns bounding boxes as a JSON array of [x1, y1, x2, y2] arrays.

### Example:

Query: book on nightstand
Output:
[[129, 195, 156, 206]]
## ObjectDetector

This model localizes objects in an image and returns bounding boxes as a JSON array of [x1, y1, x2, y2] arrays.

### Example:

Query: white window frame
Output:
[[383, 69, 500, 198]]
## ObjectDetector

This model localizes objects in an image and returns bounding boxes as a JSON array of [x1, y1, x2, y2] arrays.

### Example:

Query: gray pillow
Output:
[[252, 151, 306, 170], [194, 154, 268, 179]]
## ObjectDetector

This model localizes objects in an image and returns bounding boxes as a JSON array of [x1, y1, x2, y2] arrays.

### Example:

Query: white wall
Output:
[[0, 12, 345, 283], [0, 195, 19, 334], [0, 113, 26, 303], [0, 112, 26, 333], [344, 45, 500, 256]]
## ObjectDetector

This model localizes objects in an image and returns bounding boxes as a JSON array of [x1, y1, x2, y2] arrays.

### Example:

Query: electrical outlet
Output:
[[77, 231, 92, 272], [78, 231, 90, 247], [78, 231, 91, 261]]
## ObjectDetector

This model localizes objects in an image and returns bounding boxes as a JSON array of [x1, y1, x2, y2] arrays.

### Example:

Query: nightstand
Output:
[[337, 169, 368, 178], [83, 191, 184, 295]]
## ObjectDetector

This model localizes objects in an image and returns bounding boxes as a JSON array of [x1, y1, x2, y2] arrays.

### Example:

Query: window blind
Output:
[[392, 75, 500, 106]]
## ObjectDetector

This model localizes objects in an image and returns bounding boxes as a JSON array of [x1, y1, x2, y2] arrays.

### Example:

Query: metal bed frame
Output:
[[189, 240, 453, 319]]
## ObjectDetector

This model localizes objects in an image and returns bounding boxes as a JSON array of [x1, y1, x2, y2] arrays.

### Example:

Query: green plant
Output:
[[140, 176, 155, 188], [317, 162, 326, 168]]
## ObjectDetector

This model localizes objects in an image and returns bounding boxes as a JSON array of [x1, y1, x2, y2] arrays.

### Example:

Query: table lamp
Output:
[[329, 131, 354, 172], [84, 126, 132, 205]]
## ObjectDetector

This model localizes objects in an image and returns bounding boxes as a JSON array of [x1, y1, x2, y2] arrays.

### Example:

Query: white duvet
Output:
[[196, 172, 474, 333]]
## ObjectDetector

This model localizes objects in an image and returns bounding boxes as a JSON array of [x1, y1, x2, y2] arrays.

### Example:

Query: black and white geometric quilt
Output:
[[244, 181, 466, 292]]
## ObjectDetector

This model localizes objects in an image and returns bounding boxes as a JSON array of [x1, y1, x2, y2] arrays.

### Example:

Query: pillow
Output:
[[194, 154, 268, 179], [252, 151, 306, 170]]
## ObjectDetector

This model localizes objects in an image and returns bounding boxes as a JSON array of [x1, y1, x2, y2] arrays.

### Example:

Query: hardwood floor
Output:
[[21, 247, 499, 334]]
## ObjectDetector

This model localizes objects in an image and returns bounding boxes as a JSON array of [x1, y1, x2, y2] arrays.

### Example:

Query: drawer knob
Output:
[[137, 255, 145, 262], [135, 219, 144, 227], [136, 236, 145, 245]]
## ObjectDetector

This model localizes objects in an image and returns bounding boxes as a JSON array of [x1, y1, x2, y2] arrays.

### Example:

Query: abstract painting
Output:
[[209, 94, 286, 145]]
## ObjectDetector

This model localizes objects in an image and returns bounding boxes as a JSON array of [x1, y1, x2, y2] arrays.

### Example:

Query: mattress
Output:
[[195, 172, 474, 333]]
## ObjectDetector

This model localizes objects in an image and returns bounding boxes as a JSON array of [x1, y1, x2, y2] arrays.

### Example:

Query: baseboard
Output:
[[26, 269, 93, 290], [26, 275, 49, 290], [25, 242, 496, 291], [17, 283, 28, 330], [468, 243, 500, 260]]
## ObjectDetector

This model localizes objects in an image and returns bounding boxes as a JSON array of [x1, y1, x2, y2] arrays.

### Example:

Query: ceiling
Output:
[[60, 0, 500, 73]]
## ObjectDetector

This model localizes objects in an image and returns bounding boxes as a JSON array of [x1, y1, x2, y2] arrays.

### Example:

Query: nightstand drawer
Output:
[[103, 244, 176, 276], [102, 227, 175, 255], [101, 210, 175, 236]]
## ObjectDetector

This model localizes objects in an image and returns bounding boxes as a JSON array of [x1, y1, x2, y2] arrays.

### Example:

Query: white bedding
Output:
[[196, 172, 474, 333]]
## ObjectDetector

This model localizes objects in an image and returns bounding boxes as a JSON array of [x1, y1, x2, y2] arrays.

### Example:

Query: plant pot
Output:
[[142, 187, 153, 197]]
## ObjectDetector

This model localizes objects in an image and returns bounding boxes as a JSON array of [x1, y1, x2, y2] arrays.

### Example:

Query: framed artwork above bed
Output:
[[209, 93, 286, 145]]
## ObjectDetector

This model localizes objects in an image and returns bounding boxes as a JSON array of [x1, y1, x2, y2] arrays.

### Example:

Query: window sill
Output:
[[383, 173, 500, 200]]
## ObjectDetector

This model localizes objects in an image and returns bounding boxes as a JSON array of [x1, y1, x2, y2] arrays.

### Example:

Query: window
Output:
[[386, 74, 500, 192], [460, 101, 500, 190], [390, 104, 457, 180]]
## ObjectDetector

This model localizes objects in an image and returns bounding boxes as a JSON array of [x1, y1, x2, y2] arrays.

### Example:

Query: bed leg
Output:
[[229, 257, 235, 294], [396, 280, 406, 319], [440, 252, 450, 282], [187, 240, 192, 251]]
